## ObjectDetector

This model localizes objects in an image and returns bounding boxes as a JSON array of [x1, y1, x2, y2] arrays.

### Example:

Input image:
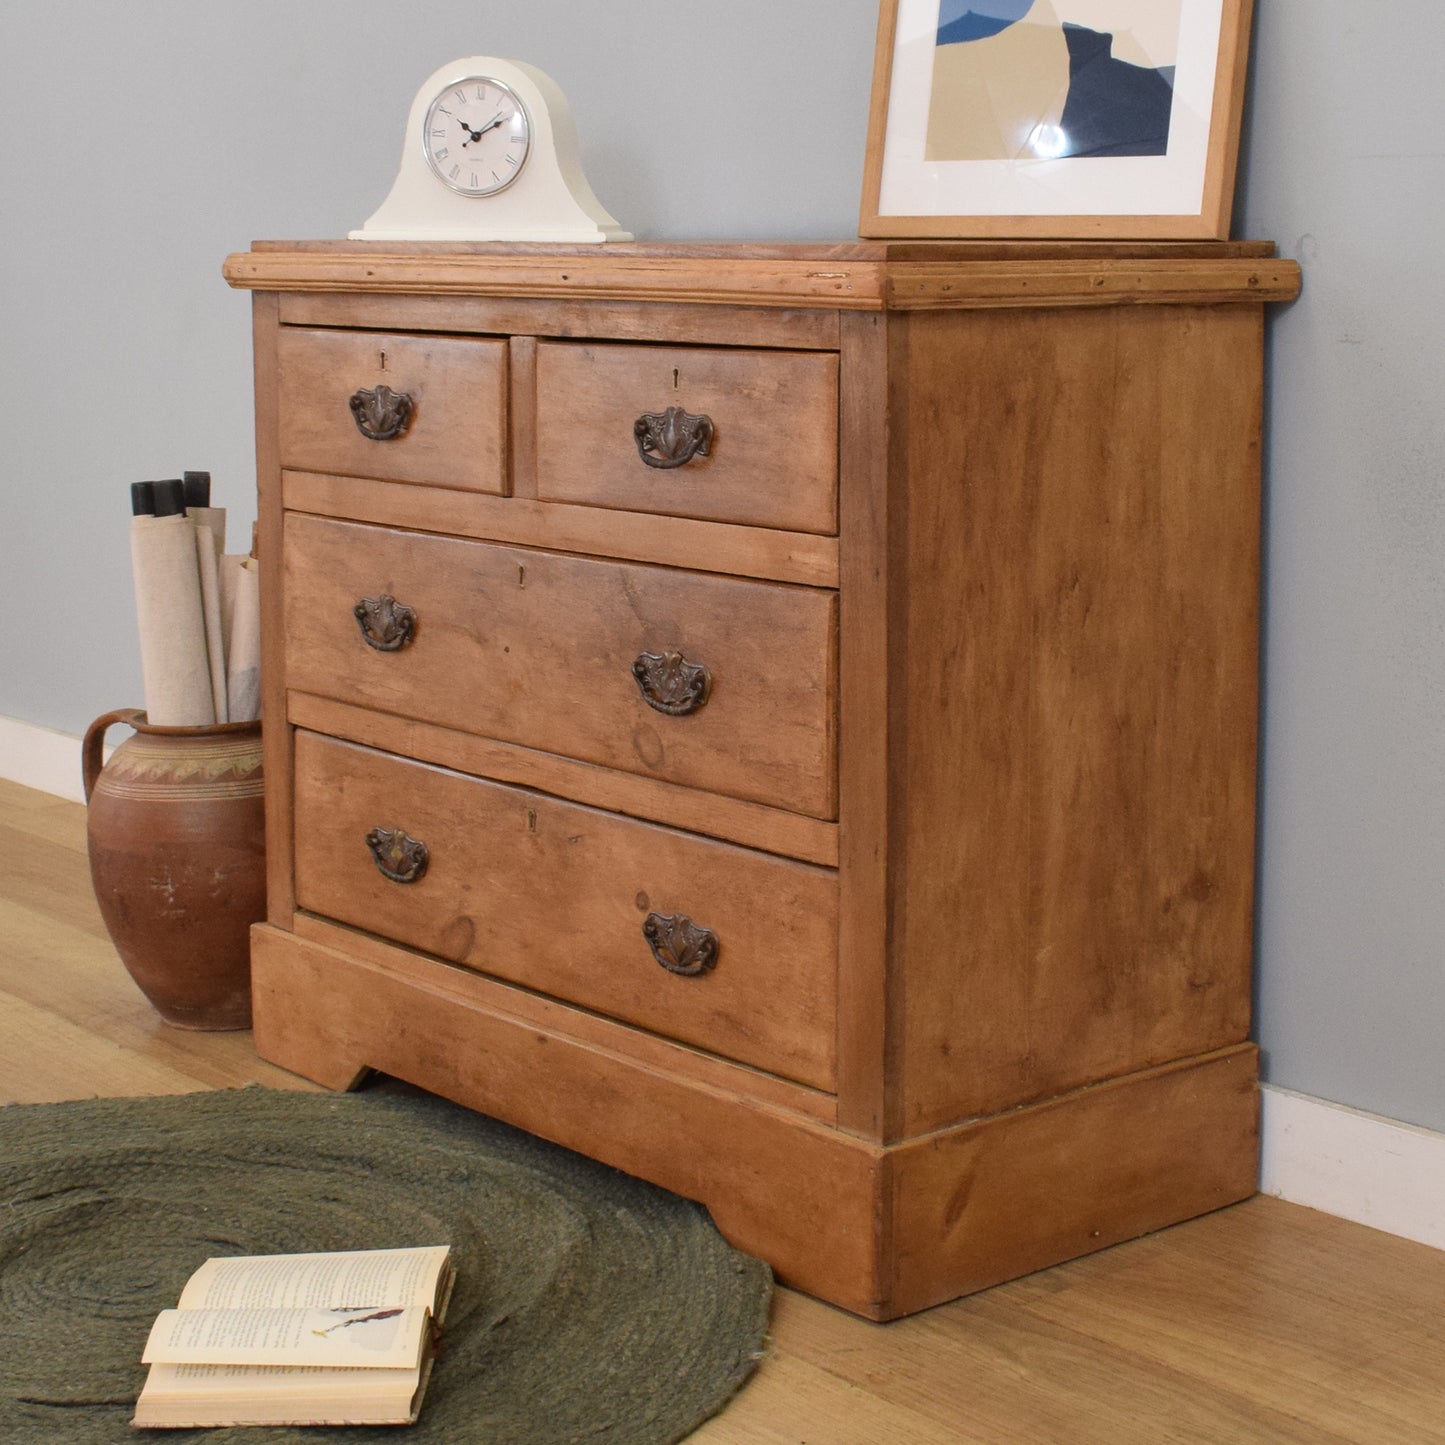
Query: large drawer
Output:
[[277, 327, 508, 493], [283, 514, 838, 819], [292, 731, 838, 1090], [534, 341, 838, 533]]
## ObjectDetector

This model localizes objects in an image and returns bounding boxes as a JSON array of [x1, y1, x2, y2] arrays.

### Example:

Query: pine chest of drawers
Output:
[[224, 241, 1301, 1319]]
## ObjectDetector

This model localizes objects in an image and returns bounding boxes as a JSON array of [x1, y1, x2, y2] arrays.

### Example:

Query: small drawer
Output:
[[292, 732, 838, 1090], [533, 341, 838, 534], [284, 514, 837, 819], [277, 327, 507, 493]]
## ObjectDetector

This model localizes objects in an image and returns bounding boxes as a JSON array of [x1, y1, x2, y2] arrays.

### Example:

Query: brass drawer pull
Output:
[[643, 912, 719, 976], [349, 383, 414, 441], [633, 406, 715, 469], [354, 594, 416, 652], [632, 650, 711, 716], [365, 827, 429, 884]]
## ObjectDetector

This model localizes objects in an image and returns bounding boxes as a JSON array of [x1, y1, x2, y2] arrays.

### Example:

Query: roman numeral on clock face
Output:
[[423, 75, 530, 195]]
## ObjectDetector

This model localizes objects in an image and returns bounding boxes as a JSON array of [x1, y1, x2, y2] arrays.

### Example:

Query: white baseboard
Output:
[[4, 711, 1442, 1253], [0, 714, 92, 803], [1260, 1084, 1445, 1250]]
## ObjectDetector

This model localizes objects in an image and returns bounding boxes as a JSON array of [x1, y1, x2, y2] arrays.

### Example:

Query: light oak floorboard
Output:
[[5, 777, 1443, 1443]]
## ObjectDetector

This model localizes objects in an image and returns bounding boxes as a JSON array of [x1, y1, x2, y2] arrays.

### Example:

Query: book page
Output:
[[137, 1360, 421, 1400], [143, 1305, 427, 1369], [133, 1360, 426, 1429], [176, 1245, 449, 1313]]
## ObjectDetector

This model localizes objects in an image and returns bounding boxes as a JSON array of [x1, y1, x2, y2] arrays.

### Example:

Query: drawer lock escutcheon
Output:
[[643, 912, 719, 977], [365, 827, 429, 884], [354, 594, 417, 652], [633, 406, 715, 470], [349, 383, 414, 441], [632, 650, 711, 716]]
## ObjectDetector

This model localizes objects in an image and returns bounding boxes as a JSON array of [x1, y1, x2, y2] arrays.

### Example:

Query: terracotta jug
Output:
[[83, 708, 265, 1030]]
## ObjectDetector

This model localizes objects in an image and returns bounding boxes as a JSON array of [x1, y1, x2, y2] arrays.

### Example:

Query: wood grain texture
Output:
[[282, 470, 840, 588], [534, 341, 838, 533], [12, 778, 1445, 1442], [291, 732, 838, 1090], [732, 1199, 1445, 1445], [833, 310, 896, 1141], [225, 244, 1300, 311], [233, 243, 1295, 1321], [505, 334, 538, 500], [228, 249, 890, 309], [287, 693, 840, 867], [276, 291, 843, 350], [251, 292, 295, 925], [884, 1045, 1259, 1315], [290, 912, 837, 1125], [283, 513, 839, 819], [890, 303, 1263, 1135], [250, 923, 885, 1314], [277, 326, 508, 493], [884, 257, 1300, 308]]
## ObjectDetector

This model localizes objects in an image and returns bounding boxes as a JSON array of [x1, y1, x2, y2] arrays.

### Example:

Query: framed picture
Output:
[[859, 0, 1254, 239]]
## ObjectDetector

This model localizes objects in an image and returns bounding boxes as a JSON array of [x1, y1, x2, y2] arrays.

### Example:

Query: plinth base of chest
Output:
[[251, 923, 1257, 1320]]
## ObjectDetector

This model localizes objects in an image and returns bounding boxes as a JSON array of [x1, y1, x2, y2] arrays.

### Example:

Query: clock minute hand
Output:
[[460, 114, 507, 147]]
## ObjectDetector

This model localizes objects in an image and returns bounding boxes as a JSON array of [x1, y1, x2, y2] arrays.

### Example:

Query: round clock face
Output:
[[422, 76, 531, 196]]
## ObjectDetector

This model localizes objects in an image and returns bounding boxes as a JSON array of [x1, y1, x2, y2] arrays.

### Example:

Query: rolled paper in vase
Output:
[[130, 513, 215, 726]]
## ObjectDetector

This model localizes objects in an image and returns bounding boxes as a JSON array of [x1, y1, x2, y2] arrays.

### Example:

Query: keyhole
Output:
[[379, 350, 387, 371], [672, 368, 680, 390]]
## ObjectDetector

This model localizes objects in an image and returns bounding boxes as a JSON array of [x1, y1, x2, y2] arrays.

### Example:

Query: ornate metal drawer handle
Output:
[[632, 650, 711, 716], [633, 406, 715, 469], [643, 912, 719, 977], [354, 595, 416, 652], [365, 827, 429, 884], [349, 383, 414, 441]]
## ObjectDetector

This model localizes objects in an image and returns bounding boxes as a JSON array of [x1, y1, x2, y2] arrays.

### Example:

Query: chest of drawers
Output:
[[225, 241, 1300, 1319]]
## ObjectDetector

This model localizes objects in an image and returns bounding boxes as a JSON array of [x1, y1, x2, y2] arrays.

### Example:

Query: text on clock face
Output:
[[422, 78, 531, 196]]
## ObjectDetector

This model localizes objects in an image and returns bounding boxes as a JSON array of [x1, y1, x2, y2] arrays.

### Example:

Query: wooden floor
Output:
[[6, 774, 1444, 1444]]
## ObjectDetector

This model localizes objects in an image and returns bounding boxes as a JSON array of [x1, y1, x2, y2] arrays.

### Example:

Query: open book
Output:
[[132, 1244, 454, 1429]]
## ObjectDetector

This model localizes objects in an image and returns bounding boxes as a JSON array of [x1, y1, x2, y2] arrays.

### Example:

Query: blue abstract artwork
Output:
[[1058, 24, 1174, 156], [927, 1, 1180, 161], [936, 1, 1035, 45]]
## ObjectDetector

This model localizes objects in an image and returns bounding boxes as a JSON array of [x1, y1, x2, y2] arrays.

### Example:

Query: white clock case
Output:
[[350, 57, 631, 243]]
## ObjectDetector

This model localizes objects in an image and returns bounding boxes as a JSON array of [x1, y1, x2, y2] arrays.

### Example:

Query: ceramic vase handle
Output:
[[82, 708, 145, 802]]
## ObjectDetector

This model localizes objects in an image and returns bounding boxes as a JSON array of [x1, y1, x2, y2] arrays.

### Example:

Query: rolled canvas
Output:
[[194, 523, 229, 724], [130, 514, 216, 727], [226, 558, 262, 723]]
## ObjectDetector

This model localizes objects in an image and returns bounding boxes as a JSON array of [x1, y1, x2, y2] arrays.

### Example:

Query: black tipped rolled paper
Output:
[[152, 478, 186, 517], [183, 470, 212, 508]]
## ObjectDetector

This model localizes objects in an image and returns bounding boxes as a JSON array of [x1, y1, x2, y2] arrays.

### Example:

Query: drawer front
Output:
[[284, 514, 837, 819], [277, 327, 507, 493], [292, 732, 838, 1090], [534, 342, 838, 534]]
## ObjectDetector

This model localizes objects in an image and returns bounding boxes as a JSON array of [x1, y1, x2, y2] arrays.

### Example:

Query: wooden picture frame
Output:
[[859, 0, 1254, 239]]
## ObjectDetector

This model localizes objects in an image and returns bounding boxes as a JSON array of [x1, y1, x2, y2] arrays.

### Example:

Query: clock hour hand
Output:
[[460, 113, 508, 147]]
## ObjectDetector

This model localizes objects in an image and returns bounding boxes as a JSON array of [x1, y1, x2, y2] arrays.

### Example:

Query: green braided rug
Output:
[[0, 1087, 771, 1443]]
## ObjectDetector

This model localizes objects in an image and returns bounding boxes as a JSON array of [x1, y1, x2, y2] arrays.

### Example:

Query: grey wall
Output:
[[2, 4, 1440, 1131], [1239, 1, 1445, 1132]]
